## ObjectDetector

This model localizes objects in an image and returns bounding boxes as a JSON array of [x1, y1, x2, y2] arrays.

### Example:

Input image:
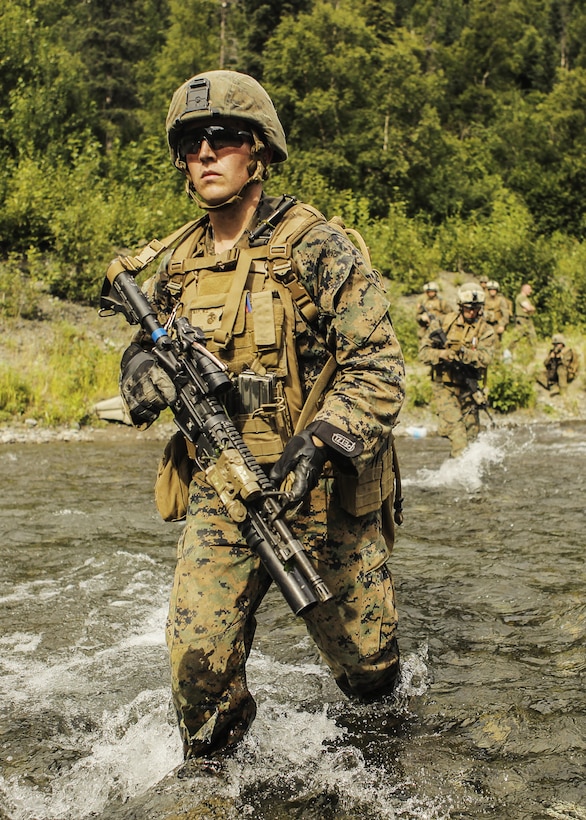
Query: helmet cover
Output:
[[457, 283, 485, 306], [166, 70, 288, 172]]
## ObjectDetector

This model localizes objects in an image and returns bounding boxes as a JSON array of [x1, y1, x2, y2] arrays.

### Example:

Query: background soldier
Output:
[[511, 282, 537, 347], [538, 334, 579, 394], [117, 70, 405, 766], [419, 283, 495, 457], [483, 280, 510, 345], [416, 281, 451, 338]]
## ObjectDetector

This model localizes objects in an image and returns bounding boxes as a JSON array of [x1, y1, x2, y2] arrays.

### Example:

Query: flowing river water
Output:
[[0, 421, 585, 820]]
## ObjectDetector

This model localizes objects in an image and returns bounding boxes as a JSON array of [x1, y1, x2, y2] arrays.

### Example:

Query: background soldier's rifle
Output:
[[418, 309, 436, 328], [100, 261, 332, 617], [429, 327, 494, 423]]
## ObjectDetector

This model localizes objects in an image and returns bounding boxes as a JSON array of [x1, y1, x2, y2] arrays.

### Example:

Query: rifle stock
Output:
[[100, 264, 332, 616]]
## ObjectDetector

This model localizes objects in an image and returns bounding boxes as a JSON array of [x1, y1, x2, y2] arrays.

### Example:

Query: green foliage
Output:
[[385, 293, 420, 360], [0, 255, 43, 319], [37, 323, 121, 424], [488, 364, 535, 413], [2, 0, 586, 339], [12, 322, 122, 425], [406, 373, 433, 408], [0, 367, 34, 421]]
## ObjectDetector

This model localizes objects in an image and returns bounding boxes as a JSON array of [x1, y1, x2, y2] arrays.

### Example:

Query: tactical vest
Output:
[[139, 198, 403, 533], [159, 200, 330, 465], [433, 312, 490, 386], [483, 294, 505, 326]]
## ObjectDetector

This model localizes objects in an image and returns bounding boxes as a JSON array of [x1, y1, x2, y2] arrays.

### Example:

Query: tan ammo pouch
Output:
[[335, 437, 394, 518], [235, 408, 289, 465], [154, 431, 195, 522]]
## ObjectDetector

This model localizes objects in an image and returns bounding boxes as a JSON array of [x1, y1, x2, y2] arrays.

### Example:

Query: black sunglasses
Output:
[[179, 125, 253, 158]]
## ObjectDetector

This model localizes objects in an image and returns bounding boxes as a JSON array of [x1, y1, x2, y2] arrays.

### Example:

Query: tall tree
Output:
[[59, 0, 170, 148]]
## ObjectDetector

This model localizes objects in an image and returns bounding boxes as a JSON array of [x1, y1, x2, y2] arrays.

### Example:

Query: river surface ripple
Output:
[[0, 422, 585, 819]]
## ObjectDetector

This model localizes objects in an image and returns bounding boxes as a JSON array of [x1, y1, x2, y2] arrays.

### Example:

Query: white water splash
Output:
[[403, 428, 527, 492], [0, 689, 182, 820], [0, 643, 451, 820]]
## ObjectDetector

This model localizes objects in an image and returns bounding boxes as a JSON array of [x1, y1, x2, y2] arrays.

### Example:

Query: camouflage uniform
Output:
[[152, 195, 405, 758], [539, 338, 579, 394], [416, 291, 451, 338], [419, 310, 495, 457], [511, 287, 537, 346], [483, 287, 510, 345]]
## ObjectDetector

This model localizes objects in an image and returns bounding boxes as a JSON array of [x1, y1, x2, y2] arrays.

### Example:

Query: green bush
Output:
[[488, 364, 535, 413], [406, 373, 433, 408], [0, 255, 43, 319], [0, 367, 34, 420], [387, 297, 420, 361]]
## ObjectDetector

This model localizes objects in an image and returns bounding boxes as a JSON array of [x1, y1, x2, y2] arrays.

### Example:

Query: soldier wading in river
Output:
[[538, 334, 579, 395], [117, 70, 406, 767], [419, 283, 495, 458]]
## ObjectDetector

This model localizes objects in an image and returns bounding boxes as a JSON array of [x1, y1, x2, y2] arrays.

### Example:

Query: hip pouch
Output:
[[334, 438, 394, 518], [154, 431, 195, 522]]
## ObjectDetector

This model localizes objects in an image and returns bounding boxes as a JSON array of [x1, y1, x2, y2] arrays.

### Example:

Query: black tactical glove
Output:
[[269, 430, 327, 507], [119, 342, 178, 427]]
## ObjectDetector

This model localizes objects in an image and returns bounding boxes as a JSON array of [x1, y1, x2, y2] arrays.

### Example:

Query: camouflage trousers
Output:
[[538, 365, 569, 393], [166, 470, 399, 760], [432, 381, 480, 457]]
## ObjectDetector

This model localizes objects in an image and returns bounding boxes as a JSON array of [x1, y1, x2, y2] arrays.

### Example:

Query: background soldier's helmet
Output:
[[166, 70, 288, 174], [423, 281, 439, 292], [486, 280, 500, 291], [552, 333, 565, 345], [457, 283, 485, 305]]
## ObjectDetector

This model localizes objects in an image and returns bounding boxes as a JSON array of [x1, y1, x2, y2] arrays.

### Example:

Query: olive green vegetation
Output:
[[2, 0, 586, 423]]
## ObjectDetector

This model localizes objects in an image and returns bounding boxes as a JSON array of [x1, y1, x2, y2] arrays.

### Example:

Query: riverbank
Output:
[[1, 292, 585, 444], [1, 387, 585, 446]]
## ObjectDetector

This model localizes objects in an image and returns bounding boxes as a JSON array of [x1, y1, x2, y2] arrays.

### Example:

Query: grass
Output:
[[0, 318, 124, 426]]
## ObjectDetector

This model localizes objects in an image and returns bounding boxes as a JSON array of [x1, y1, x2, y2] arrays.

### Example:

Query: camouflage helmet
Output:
[[423, 281, 439, 292], [457, 282, 485, 306], [486, 280, 500, 291], [166, 70, 288, 173], [552, 333, 565, 345]]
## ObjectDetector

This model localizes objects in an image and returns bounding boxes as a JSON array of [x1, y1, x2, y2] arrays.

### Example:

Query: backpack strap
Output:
[[293, 355, 337, 434], [101, 219, 204, 312], [267, 203, 328, 327]]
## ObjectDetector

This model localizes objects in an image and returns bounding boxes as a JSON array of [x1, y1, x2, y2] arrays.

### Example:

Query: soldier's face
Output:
[[185, 123, 254, 207], [462, 305, 481, 323]]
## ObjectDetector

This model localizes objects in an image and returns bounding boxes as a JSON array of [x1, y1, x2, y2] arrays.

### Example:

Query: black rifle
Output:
[[429, 328, 494, 422], [100, 263, 332, 617]]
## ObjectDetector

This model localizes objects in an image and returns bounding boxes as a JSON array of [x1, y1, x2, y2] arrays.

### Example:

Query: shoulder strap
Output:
[[293, 355, 337, 434], [112, 218, 204, 275], [266, 202, 327, 328]]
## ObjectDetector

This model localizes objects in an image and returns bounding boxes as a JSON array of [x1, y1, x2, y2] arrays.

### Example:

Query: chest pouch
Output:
[[171, 248, 295, 464]]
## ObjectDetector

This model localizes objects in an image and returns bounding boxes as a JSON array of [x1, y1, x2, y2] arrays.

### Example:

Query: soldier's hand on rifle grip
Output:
[[120, 342, 178, 427], [438, 348, 456, 362], [270, 430, 327, 508], [459, 348, 479, 366]]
